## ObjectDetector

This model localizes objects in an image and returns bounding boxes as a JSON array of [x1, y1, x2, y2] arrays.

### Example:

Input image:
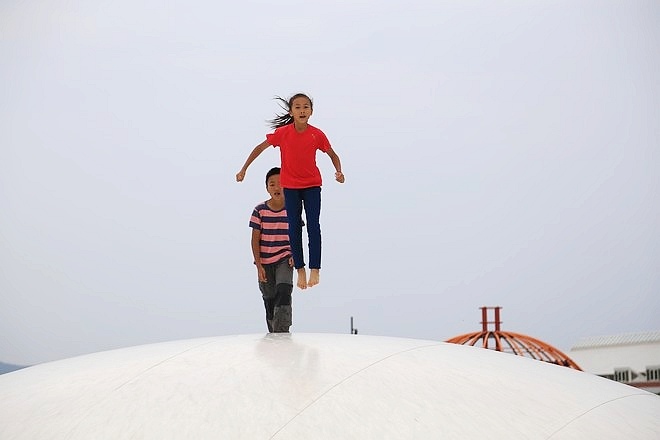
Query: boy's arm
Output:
[[236, 140, 271, 182], [326, 147, 344, 183], [251, 228, 267, 282]]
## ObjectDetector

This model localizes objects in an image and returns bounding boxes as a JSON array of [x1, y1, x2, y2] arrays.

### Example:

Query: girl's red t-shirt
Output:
[[266, 124, 331, 189]]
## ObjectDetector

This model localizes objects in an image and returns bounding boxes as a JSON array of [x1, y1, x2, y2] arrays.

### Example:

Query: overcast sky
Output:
[[1, 1, 658, 366]]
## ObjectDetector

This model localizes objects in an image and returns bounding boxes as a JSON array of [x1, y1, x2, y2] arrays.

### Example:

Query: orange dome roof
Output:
[[446, 306, 582, 370]]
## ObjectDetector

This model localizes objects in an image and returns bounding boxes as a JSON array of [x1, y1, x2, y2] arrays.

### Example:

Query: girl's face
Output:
[[289, 96, 313, 124]]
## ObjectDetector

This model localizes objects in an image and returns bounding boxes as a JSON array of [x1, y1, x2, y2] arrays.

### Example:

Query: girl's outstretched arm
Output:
[[326, 147, 344, 183], [236, 141, 270, 182]]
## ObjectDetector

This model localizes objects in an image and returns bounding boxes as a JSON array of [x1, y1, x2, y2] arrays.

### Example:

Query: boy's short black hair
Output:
[[266, 167, 281, 186]]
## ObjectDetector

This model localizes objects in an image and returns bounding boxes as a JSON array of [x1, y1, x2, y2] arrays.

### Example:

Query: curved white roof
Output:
[[1, 333, 659, 439]]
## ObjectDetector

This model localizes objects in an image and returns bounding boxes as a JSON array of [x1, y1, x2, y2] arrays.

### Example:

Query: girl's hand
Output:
[[335, 171, 345, 183], [236, 170, 246, 182]]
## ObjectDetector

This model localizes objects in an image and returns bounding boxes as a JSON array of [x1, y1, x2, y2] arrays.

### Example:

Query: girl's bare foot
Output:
[[296, 268, 307, 290], [308, 269, 320, 287]]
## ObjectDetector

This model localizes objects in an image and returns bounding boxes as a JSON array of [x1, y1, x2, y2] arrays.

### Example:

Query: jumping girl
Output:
[[236, 93, 344, 289]]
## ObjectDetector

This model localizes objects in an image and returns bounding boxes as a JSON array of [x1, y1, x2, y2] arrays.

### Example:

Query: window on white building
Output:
[[646, 366, 660, 382], [614, 368, 633, 383]]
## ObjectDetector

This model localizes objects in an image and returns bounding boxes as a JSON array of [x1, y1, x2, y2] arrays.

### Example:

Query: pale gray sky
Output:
[[1, 0, 658, 365]]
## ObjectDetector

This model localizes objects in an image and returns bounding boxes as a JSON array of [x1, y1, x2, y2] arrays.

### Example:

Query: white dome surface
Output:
[[1, 333, 659, 439]]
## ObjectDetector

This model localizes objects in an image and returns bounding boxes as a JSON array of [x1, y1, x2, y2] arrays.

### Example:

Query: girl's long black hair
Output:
[[267, 93, 313, 129]]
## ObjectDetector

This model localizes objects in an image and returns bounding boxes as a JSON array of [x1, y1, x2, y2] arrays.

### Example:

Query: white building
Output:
[[569, 331, 660, 395]]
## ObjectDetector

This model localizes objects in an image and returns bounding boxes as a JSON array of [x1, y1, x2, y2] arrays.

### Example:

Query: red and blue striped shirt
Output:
[[249, 202, 291, 265]]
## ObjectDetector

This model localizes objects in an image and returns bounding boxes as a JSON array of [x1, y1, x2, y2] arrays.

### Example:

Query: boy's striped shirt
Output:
[[249, 202, 291, 265]]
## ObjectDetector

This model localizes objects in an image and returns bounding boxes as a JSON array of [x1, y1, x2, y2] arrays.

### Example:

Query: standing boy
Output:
[[249, 167, 293, 333]]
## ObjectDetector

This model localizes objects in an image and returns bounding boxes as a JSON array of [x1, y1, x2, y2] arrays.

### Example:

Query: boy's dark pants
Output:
[[258, 258, 293, 333]]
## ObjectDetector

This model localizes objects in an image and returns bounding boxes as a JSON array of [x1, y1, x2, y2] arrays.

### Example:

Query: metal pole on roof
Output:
[[350, 317, 358, 335]]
